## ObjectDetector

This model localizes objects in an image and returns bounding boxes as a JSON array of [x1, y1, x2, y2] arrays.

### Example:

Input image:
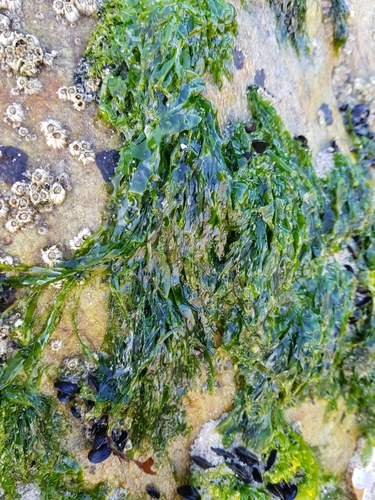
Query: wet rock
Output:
[[95, 149, 120, 182], [254, 68, 266, 87], [0, 145, 28, 184]]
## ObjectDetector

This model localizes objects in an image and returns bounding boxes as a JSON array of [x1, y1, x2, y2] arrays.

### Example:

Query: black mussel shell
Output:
[[252, 465, 263, 483], [57, 391, 71, 403], [296, 135, 308, 147], [234, 446, 259, 465], [225, 461, 253, 484], [245, 122, 256, 133], [266, 482, 284, 498], [176, 485, 201, 500], [88, 444, 111, 464], [344, 264, 354, 274], [70, 405, 81, 419], [211, 447, 233, 459], [191, 455, 214, 470], [146, 485, 160, 499], [283, 483, 298, 500], [266, 481, 298, 500], [85, 399, 95, 412], [243, 151, 252, 160], [251, 140, 269, 154], [54, 380, 80, 395], [92, 433, 108, 450], [265, 449, 277, 471], [112, 430, 128, 452], [87, 374, 100, 392]]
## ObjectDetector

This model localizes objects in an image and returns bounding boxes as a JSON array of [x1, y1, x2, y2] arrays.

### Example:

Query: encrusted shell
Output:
[[50, 182, 66, 205], [32, 168, 49, 185], [17, 126, 29, 138], [0, 198, 9, 218], [24, 78, 42, 95], [41, 244, 63, 266], [46, 130, 68, 149], [69, 140, 82, 157], [9, 195, 20, 209], [75, 0, 97, 15], [40, 118, 62, 135], [5, 218, 20, 233], [7, 0, 22, 11], [0, 30, 16, 46], [69, 227, 91, 249], [78, 150, 95, 165], [16, 76, 27, 90], [52, 0, 64, 14], [16, 209, 34, 225], [4, 102, 24, 126], [0, 14, 11, 31], [73, 99, 85, 111]]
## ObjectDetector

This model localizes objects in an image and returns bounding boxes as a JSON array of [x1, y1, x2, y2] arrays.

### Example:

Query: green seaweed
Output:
[[329, 0, 350, 49], [267, 0, 308, 50]]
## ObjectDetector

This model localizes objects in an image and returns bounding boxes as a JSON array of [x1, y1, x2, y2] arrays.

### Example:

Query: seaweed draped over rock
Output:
[[0, 0, 375, 497]]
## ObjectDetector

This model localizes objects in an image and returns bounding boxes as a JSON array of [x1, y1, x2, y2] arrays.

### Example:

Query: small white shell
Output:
[[75, 0, 97, 15], [32, 168, 49, 185], [7, 0, 22, 11], [69, 140, 82, 157], [57, 86, 68, 101], [0, 30, 16, 47], [5, 218, 20, 233], [67, 85, 77, 101], [16, 76, 27, 90], [8, 195, 20, 209], [17, 126, 29, 138], [78, 150, 95, 165], [64, 4, 80, 23], [18, 196, 29, 210], [24, 78, 42, 95], [41, 244, 63, 266], [52, 0, 64, 14], [49, 182, 66, 205], [16, 209, 34, 225], [0, 198, 9, 218], [73, 99, 85, 111], [0, 14, 11, 31], [45, 130, 68, 149], [11, 181, 29, 196], [40, 118, 62, 135], [69, 227, 91, 250]]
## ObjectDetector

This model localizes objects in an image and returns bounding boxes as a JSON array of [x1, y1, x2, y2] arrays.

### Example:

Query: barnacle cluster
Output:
[[3, 102, 37, 141], [0, 13, 57, 76], [40, 118, 68, 149], [69, 140, 95, 164], [57, 84, 86, 111], [69, 227, 91, 250], [52, 0, 98, 24], [0, 168, 70, 233], [15, 75, 43, 95], [0, 0, 22, 11]]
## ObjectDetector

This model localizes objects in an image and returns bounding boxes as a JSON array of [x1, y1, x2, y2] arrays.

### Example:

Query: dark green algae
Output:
[[0, 0, 374, 498]]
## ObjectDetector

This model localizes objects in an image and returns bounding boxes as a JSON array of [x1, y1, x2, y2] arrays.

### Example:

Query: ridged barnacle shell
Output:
[[19, 62, 38, 77], [16, 209, 34, 225], [8, 195, 20, 209], [18, 196, 29, 210], [4, 103, 24, 126], [50, 182, 66, 205], [56, 172, 72, 190], [30, 191, 42, 205], [69, 140, 81, 157], [5, 218, 20, 233], [0, 198, 9, 217], [0, 254, 13, 265], [16, 76, 27, 90], [78, 150, 95, 165], [42, 51, 56, 66], [21, 213, 40, 230], [52, 0, 65, 14], [11, 182, 29, 196], [7, 0, 22, 11], [17, 126, 29, 138], [41, 244, 63, 267], [73, 98, 85, 111], [24, 78, 42, 95], [33, 47, 43, 61], [40, 119, 60, 135], [25, 133, 37, 142], [64, 4, 80, 23], [32, 168, 49, 185], [57, 86, 68, 101], [5, 55, 18, 72], [0, 30, 16, 46], [0, 14, 11, 31], [46, 130, 68, 149], [5, 45, 14, 56], [69, 227, 91, 250], [26, 34, 39, 47], [67, 85, 77, 101], [75, 0, 97, 15]]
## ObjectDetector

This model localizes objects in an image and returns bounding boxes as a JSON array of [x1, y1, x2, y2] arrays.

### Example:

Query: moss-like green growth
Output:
[[328, 0, 350, 49], [267, 0, 308, 50]]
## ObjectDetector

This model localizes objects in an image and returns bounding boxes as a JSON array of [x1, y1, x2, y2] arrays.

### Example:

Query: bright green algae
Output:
[[0, 0, 374, 498]]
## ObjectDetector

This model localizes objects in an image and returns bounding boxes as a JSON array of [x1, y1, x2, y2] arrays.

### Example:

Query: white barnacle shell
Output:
[[73, 98, 85, 111], [24, 78, 42, 95], [69, 226, 91, 250], [42, 51, 57, 66], [0, 14, 11, 31], [11, 181, 29, 196], [5, 218, 20, 233], [8, 195, 20, 209], [57, 86, 68, 101], [19, 62, 38, 77], [30, 191, 41, 205], [40, 118, 62, 135], [45, 129, 68, 149], [5, 102, 24, 125], [16, 76, 27, 90], [17, 196, 29, 210], [78, 150, 95, 165], [69, 140, 82, 157], [0, 30, 16, 46], [7, 0, 22, 10], [41, 244, 63, 267], [67, 85, 77, 101], [64, 3, 80, 23], [75, 0, 97, 15], [0, 198, 9, 217], [52, 0, 64, 14], [32, 168, 49, 185], [50, 182, 66, 205], [25, 133, 37, 142], [16, 209, 34, 225], [17, 126, 29, 138]]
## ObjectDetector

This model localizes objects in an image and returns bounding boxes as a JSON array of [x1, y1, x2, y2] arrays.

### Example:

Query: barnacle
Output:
[[75, 0, 98, 15], [46, 130, 68, 149], [0, 14, 11, 31], [69, 140, 82, 157], [49, 183, 66, 205], [52, 0, 65, 15], [11, 182, 29, 196], [6, 0, 22, 10], [69, 227, 91, 250], [41, 244, 63, 267], [78, 150, 95, 165], [17, 126, 29, 138], [57, 86, 68, 101], [32, 168, 50, 185], [0, 198, 9, 218], [16, 76, 27, 90], [73, 99, 85, 111], [5, 218, 20, 233], [24, 78, 42, 95], [17, 196, 29, 210], [16, 209, 34, 225], [40, 119, 62, 135], [25, 133, 37, 142], [42, 51, 57, 66], [4, 102, 24, 127], [0, 30, 16, 46], [64, 4, 80, 23], [8, 195, 20, 209]]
